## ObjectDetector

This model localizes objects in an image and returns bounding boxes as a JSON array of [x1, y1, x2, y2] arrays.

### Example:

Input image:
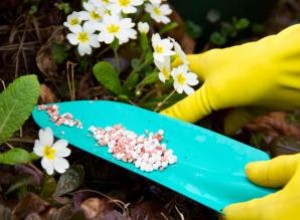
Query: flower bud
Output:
[[138, 22, 150, 34]]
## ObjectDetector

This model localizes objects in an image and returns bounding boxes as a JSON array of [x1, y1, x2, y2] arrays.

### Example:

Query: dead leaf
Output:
[[36, 27, 65, 76], [39, 84, 58, 104], [269, 136, 300, 157], [245, 112, 300, 143], [14, 193, 49, 219], [80, 197, 106, 219], [25, 213, 42, 220], [130, 201, 164, 220]]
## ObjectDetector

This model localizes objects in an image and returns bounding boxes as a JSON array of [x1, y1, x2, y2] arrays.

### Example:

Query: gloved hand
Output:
[[223, 153, 300, 220], [160, 24, 300, 125]]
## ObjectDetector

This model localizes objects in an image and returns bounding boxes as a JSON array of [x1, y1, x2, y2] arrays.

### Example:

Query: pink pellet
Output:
[[88, 124, 177, 172], [38, 104, 83, 129]]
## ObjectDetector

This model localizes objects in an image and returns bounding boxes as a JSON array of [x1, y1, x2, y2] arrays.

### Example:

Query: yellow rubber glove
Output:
[[223, 153, 300, 220], [160, 24, 300, 123]]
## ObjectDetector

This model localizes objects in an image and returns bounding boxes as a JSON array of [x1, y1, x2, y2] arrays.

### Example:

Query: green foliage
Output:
[[0, 148, 38, 165], [233, 18, 250, 30], [6, 173, 35, 195], [159, 21, 179, 35], [185, 20, 202, 39], [54, 165, 84, 197], [0, 75, 40, 144], [54, 2, 72, 14], [93, 61, 122, 95], [40, 174, 57, 198], [51, 43, 68, 64], [210, 32, 227, 46]]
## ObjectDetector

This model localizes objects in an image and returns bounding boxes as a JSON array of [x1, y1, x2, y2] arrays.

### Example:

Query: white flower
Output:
[[138, 22, 150, 34], [149, 0, 161, 4], [79, 2, 105, 32], [64, 11, 82, 33], [154, 56, 171, 82], [90, 0, 112, 7], [171, 65, 198, 95], [33, 127, 71, 175], [169, 37, 188, 66], [98, 15, 137, 44], [109, 0, 144, 14], [67, 23, 100, 56], [145, 2, 172, 24], [151, 33, 174, 63]]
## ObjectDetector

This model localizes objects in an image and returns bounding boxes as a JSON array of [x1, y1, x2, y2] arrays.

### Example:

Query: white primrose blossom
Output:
[[171, 65, 199, 95], [64, 11, 82, 33], [154, 56, 171, 82], [145, 2, 172, 24], [151, 33, 174, 63], [109, 0, 144, 14], [67, 22, 100, 56], [137, 22, 150, 34], [98, 15, 137, 44], [33, 127, 71, 175], [149, 0, 161, 4], [79, 1, 105, 31], [170, 37, 188, 66], [90, 0, 112, 7]]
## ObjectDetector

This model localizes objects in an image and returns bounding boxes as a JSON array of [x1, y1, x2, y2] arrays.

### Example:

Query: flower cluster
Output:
[[34, 127, 71, 175], [151, 34, 199, 95], [64, 0, 172, 56]]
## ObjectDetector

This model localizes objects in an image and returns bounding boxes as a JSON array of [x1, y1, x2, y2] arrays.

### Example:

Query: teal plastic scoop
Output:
[[32, 100, 275, 213]]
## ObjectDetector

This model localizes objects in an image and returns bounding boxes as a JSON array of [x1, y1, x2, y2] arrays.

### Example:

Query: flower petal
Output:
[[53, 140, 71, 157], [39, 127, 53, 146], [53, 157, 70, 174], [78, 43, 92, 56], [41, 157, 54, 175], [33, 140, 44, 157], [67, 33, 79, 45]]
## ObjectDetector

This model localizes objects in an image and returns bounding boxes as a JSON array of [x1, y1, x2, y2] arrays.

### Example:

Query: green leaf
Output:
[[131, 58, 140, 69], [185, 20, 202, 39], [138, 72, 159, 88], [40, 174, 57, 198], [210, 32, 227, 46], [159, 22, 179, 35], [51, 43, 68, 64], [123, 72, 139, 92], [0, 148, 36, 165], [233, 18, 250, 30], [93, 61, 122, 95], [54, 165, 84, 197], [0, 75, 40, 144], [6, 173, 35, 195]]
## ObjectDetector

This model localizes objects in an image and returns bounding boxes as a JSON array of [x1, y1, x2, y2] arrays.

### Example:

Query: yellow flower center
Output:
[[162, 67, 170, 79], [90, 10, 101, 20], [107, 24, 120, 34], [118, 0, 131, 7], [43, 145, 56, 160], [172, 54, 184, 67], [176, 73, 186, 85], [153, 7, 161, 15], [77, 32, 89, 43], [155, 45, 163, 54], [70, 18, 79, 25], [102, 0, 110, 3]]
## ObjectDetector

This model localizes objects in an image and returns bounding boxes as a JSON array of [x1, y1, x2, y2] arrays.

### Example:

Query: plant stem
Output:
[[126, 55, 153, 86], [154, 89, 176, 112], [113, 47, 120, 73]]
